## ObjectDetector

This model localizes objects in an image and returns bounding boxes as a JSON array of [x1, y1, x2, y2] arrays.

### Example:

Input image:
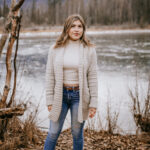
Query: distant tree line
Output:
[[0, 0, 150, 26], [0, 0, 9, 18]]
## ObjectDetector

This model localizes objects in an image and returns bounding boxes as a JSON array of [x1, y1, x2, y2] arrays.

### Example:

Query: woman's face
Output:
[[68, 20, 84, 41]]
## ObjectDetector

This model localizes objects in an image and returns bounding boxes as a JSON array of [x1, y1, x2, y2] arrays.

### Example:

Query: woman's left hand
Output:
[[89, 107, 96, 118]]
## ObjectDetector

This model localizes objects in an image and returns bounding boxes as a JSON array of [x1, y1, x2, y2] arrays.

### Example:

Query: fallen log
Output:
[[0, 107, 25, 119]]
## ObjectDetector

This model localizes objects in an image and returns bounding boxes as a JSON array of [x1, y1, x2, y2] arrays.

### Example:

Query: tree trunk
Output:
[[0, 0, 25, 142]]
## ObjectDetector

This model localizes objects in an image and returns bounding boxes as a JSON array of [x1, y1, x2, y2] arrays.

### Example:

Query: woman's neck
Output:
[[68, 39, 80, 45]]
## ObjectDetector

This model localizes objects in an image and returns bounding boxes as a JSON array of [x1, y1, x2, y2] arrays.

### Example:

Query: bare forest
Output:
[[0, 0, 150, 28]]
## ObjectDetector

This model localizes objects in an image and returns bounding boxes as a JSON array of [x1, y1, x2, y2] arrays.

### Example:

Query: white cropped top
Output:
[[63, 40, 80, 85]]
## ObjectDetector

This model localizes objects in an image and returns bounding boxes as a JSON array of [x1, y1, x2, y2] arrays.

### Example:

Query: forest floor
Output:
[[0, 113, 150, 150], [13, 128, 149, 150]]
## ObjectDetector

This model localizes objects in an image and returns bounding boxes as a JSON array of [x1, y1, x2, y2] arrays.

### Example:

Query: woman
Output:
[[44, 14, 98, 150]]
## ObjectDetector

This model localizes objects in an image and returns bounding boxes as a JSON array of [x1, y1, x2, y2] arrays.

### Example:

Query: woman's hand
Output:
[[48, 105, 52, 112], [89, 107, 96, 118]]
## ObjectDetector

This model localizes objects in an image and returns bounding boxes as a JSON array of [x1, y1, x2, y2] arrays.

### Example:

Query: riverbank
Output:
[[0, 24, 150, 34], [1, 25, 150, 39], [19, 24, 150, 33]]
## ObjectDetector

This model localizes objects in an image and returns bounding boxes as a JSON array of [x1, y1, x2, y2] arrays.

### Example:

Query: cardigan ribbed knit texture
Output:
[[63, 40, 80, 85], [45, 41, 98, 123]]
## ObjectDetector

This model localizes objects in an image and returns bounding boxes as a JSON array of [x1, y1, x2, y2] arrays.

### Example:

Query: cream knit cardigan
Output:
[[45, 42, 98, 123]]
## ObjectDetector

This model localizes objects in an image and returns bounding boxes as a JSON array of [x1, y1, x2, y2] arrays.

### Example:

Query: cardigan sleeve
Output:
[[87, 46, 98, 108], [45, 45, 55, 106]]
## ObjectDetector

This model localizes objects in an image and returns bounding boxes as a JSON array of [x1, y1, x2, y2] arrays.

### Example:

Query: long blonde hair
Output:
[[54, 14, 93, 49]]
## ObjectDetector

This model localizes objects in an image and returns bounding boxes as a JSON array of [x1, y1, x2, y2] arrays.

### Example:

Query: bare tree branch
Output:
[[0, 0, 25, 58], [7, 15, 22, 108], [0, 0, 24, 107], [0, 0, 16, 58], [12, 0, 25, 12]]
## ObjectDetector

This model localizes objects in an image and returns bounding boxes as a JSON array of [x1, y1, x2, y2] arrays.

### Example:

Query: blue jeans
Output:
[[44, 87, 85, 150]]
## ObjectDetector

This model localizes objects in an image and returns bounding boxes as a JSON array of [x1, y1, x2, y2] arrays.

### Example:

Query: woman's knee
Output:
[[47, 131, 59, 140], [71, 119, 85, 138], [48, 122, 62, 140], [71, 124, 84, 139]]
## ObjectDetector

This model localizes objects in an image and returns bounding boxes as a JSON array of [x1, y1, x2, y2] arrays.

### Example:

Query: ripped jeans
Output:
[[44, 86, 85, 150]]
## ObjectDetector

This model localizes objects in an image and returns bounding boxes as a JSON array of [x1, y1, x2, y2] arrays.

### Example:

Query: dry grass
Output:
[[129, 76, 150, 145], [0, 101, 46, 150], [129, 77, 150, 132]]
